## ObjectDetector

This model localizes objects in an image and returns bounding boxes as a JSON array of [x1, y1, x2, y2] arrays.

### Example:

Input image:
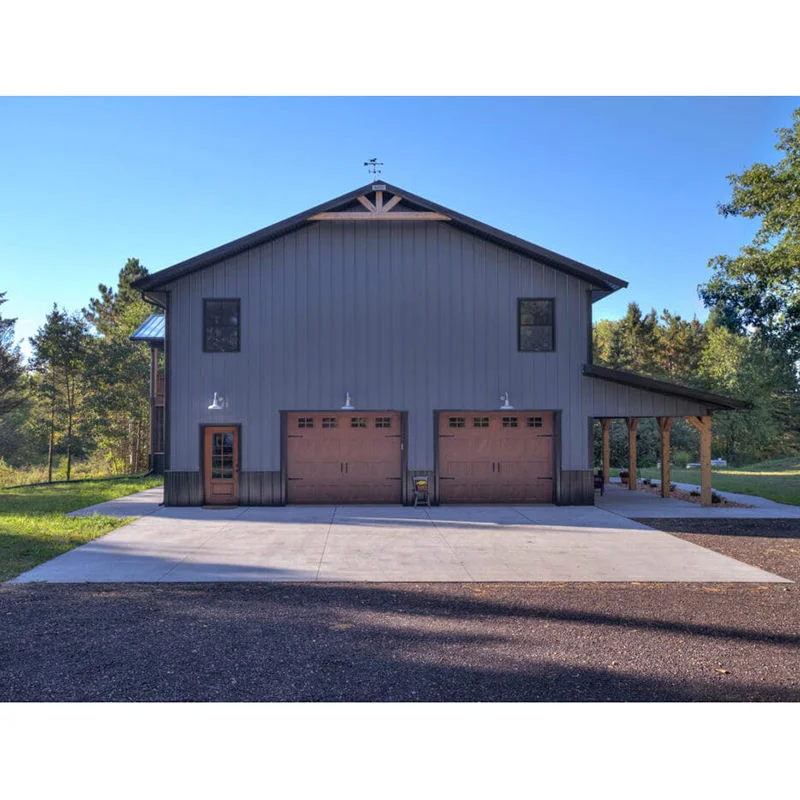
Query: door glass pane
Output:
[[210, 431, 234, 479]]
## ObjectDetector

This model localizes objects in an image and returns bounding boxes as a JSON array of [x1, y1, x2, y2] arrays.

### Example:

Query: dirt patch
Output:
[[635, 518, 800, 582]]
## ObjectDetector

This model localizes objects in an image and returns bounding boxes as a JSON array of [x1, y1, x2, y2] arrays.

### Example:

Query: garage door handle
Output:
[[439, 476, 455, 480]]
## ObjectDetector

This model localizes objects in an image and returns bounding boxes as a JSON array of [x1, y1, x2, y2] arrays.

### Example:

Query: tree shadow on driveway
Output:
[[1, 582, 797, 702]]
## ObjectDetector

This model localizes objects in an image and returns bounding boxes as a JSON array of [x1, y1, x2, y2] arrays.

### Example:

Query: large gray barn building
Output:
[[132, 182, 744, 507]]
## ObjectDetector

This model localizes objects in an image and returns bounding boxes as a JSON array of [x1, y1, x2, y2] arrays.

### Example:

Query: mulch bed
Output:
[[637, 482, 751, 507]]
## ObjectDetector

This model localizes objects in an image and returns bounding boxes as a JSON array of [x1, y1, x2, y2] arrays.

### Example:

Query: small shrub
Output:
[[690, 490, 700, 497], [711, 492, 722, 504], [672, 450, 692, 468]]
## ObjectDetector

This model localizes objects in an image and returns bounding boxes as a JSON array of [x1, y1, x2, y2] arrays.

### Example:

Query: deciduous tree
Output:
[[699, 107, 800, 360]]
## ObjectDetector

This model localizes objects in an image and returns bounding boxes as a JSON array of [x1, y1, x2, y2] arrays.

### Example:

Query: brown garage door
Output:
[[286, 412, 402, 503], [438, 411, 554, 503]]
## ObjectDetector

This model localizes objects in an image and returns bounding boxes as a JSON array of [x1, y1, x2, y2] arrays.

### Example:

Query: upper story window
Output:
[[518, 298, 554, 352], [204, 299, 240, 352]]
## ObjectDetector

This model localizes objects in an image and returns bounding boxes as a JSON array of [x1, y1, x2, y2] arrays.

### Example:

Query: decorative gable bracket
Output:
[[308, 188, 450, 221]]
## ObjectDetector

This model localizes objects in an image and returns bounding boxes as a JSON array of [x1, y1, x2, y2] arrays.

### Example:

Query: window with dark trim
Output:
[[502, 417, 518, 428], [449, 417, 466, 428], [204, 299, 240, 352], [322, 417, 337, 429], [297, 417, 314, 429], [518, 298, 554, 352], [375, 417, 392, 429], [473, 417, 489, 428], [351, 417, 367, 428], [526, 416, 543, 428]]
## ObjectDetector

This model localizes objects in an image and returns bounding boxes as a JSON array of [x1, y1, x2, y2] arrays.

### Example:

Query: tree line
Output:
[[0, 259, 153, 482], [592, 304, 799, 469]]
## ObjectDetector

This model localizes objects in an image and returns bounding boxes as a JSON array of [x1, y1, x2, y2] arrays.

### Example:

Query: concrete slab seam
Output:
[[314, 507, 338, 581], [424, 507, 477, 582]]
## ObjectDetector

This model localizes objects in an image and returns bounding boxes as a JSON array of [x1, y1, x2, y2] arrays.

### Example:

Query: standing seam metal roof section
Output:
[[129, 314, 165, 342], [131, 182, 629, 295]]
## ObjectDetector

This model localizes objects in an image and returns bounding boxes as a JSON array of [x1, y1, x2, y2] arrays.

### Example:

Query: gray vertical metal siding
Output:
[[164, 220, 709, 474]]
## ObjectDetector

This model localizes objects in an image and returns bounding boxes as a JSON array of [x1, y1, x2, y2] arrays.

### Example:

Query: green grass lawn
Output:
[[638, 457, 800, 506], [0, 475, 164, 582]]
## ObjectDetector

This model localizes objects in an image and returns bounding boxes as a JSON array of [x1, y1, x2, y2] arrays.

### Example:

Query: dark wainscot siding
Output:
[[164, 471, 203, 506], [239, 471, 284, 505], [557, 470, 594, 505]]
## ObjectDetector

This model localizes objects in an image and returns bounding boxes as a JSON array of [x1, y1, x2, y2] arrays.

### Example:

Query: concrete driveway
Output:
[[10, 490, 787, 584]]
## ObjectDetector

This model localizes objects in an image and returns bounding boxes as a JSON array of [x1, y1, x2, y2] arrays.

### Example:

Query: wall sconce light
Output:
[[208, 392, 224, 411], [341, 392, 355, 410], [500, 392, 514, 410]]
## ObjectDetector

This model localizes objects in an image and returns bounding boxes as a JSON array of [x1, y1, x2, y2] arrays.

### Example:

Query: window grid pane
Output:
[[519, 299, 554, 352], [204, 299, 241, 352]]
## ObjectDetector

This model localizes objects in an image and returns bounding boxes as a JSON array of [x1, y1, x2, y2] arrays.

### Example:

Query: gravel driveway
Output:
[[1, 517, 797, 702]]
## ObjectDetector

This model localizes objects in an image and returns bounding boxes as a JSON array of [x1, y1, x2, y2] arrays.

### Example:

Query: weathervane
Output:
[[364, 158, 383, 179]]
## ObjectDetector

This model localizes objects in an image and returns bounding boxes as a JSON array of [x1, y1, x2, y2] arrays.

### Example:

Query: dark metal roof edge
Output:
[[133, 181, 628, 292], [131, 183, 378, 291], [582, 364, 752, 411], [389, 184, 628, 292]]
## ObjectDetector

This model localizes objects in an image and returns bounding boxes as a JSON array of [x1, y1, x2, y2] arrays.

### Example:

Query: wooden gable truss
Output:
[[308, 186, 451, 222]]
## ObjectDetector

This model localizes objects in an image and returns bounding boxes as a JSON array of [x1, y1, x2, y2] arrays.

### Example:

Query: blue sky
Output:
[[1, 96, 797, 357]]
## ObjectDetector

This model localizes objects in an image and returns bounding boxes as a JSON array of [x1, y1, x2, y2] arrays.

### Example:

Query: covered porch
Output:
[[584, 364, 750, 507]]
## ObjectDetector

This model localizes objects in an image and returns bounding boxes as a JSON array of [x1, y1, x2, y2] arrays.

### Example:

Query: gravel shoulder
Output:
[[1, 518, 798, 703]]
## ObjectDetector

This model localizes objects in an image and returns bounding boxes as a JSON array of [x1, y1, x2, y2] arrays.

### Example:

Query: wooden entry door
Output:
[[203, 426, 239, 505], [438, 412, 554, 503], [286, 412, 402, 503]]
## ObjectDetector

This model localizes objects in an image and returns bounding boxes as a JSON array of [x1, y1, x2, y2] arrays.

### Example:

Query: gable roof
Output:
[[132, 182, 628, 298], [582, 364, 751, 411]]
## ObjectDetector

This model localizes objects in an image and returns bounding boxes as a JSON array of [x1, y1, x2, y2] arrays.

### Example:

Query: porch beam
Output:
[[686, 415, 713, 506], [626, 417, 639, 490], [656, 416, 673, 498]]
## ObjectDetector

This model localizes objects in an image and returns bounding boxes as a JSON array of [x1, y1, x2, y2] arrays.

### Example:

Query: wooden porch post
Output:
[[656, 416, 673, 498], [686, 415, 713, 506], [626, 417, 639, 490], [600, 418, 611, 487]]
